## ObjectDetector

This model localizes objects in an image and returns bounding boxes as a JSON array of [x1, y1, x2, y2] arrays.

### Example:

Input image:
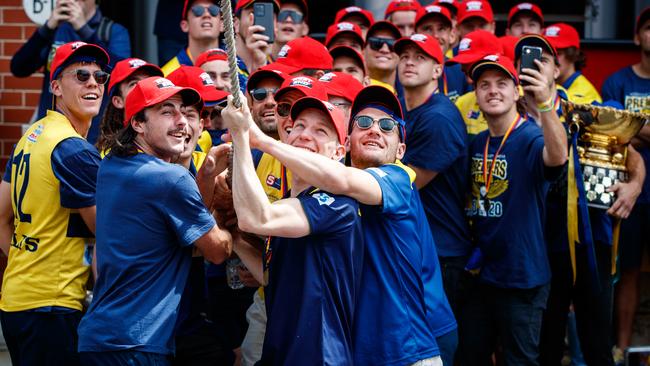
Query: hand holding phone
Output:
[[253, 2, 275, 43], [519, 46, 542, 86]]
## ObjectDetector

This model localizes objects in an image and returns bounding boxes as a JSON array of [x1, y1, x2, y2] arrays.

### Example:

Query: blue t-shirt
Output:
[[402, 93, 473, 258], [602, 65, 650, 204], [78, 153, 216, 355], [443, 63, 471, 102], [261, 188, 364, 366], [355, 163, 442, 366], [467, 119, 552, 289]]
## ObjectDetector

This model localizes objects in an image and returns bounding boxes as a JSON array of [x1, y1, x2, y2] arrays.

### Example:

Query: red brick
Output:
[[1, 0, 23, 7], [24, 92, 40, 107], [23, 25, 38, 38], [2, 9, 33, 24], [0, 91, 22, 106], [3, 141, 17, 155], [0, 25, 22, 40], [3, 41, 24, 57], [2, 108, 35, 123], [4, 74, 43, 90], [0, 125, 24, 139], [0, 58, 11, 72]]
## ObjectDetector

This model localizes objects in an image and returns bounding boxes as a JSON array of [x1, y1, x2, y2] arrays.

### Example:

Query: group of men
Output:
[[1, 0, 650, 366]]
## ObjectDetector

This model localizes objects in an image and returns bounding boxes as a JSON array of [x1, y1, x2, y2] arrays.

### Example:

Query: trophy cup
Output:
[[562, 100, 648, 209]]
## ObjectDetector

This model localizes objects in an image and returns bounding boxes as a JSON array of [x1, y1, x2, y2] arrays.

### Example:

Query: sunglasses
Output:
[[278, 9, 304, 23], [353, 115, 399, 133], [191, 4, 220, 17], [276, 102, 291, 117], [61, 69, 109, 84], [367, 37, 396, 51], [250, 88, 277, 101]]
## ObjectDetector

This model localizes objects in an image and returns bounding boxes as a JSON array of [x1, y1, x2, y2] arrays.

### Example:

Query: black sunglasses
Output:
[[367, 37, 396, 51], [278, 9, 304, 23], [353, 115, 399, 133], [191, 4, 220, 17], [276, 102, 291, 117], [250, 88, 277, 101], [61, 69, 109, 85]]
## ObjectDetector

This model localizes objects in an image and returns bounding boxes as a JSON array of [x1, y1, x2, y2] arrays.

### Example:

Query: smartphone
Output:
[[520, 45, 542, 85], [254, 2, 275, 43]]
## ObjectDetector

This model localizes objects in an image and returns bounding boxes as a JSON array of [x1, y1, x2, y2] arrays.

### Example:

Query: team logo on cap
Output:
[[459, 38, 472, 51], [337, 22, 355, 31], [517, 3, 533, 10], [545, 26, 560, 37], [278, 45, 291, 58], [129, 58, 147, 68], [484, 54, 499, 61], [70, 41, 87, 50], [466, 1, 483, 11], [395, 0, 415, 7], [200, 72, 215, 86], [154, 78, 175, 89], [289, 77, 314, 88], [323, 101, 336, 111], [411, 34, 428, 42], [439, 0, 454, 3], [345, 6, 362, 13], [425, 5, 443, 13], [320, 72, 336, 82]]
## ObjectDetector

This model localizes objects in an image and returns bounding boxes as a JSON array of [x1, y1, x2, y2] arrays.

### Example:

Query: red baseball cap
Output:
[[507, 3, 544, 28], [366, 20, 402, 41], [50, 41, 109, 80], [470, 54, 519, 84], [234, 0, 280, 15], [350, 85, 405, 141], [246, 69, 286, 92], [636, 7, 650, 33], [319, 72, 364, 103], [195, 48, 228, 67], [543, 23, 580, 50], [334, 6, 375, 27], [290, 97, 347, 144], [415, 5, 453, 29], [446, 30, 502, 66], [325, 22, 364, 49], [498, 35, 519, 61], [330, 45, 366, 71], [107, 58, 163, 96], [457, 0, 494, 24], [167, 66, 228, 106], [124, 77, 202, 127], [182, 0, 219, 19], [259, 36, 333, 75], [394, 33, 444, 64], [385, 0, 422, 19], [274, 76, 329, 101], [434, 0, 458, 15], [514, 34, 557, 62]]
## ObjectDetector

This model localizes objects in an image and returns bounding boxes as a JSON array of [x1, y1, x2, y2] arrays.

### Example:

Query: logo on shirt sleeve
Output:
[[312, 192, 335, 206], [367, 167, 387, 178]]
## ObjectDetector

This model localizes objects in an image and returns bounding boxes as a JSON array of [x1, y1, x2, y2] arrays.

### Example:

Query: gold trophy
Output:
[[562, 100, 648, 208]]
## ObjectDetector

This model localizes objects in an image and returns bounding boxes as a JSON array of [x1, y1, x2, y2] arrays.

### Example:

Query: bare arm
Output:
[[78, 206, 96, 235], [232, 232, 266, 285], [194, 224, 233, 264], [408, 166, 438, 190], [251, 123, 384, 206], [0, 181, 14, 256], [608, 144, 645, 219], [222, 96, 311, 238]]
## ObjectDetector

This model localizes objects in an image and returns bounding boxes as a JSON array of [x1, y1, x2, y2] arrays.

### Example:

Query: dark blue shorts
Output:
[[79, 350, 171, 366], [0, 309, 82, 366], [619, 203, 650, 270]]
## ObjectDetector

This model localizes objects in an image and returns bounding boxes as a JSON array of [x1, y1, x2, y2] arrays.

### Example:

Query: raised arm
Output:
[[222, 96, 311, 238]]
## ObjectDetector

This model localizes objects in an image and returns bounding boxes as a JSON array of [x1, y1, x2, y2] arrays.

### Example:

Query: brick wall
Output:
[[0, 0, 41, 172]]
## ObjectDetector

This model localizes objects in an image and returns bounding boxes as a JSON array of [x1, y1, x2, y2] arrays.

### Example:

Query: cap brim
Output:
[[394, 39, 440, 63], [351, 85, 403, 119], [51, 44, 110, 80], [246, 69, 286, 92], [367, 21, 402, 39], [446, 51, 487, 66], [514, 34, 557, 61], [290, 97, 346, 144], [416, 12, 452, 28], [259, 61, 301, 75], [508, 9, 543, 27], [108, 64, 163, 96], [330, 46, 365, 68], [470, 60, 518, 84], [327, 31, 364, 48], [459, 14, 491, 25]]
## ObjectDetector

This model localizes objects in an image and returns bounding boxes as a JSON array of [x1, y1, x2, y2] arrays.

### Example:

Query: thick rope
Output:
[[220, 0, 240, 187]]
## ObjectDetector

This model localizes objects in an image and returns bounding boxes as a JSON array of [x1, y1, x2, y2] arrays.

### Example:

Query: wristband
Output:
[[536, 95, 555, 110]]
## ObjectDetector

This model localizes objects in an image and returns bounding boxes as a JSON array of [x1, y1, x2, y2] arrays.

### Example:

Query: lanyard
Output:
[[481, 114, 524, 196], [280, 164, 288, 197]]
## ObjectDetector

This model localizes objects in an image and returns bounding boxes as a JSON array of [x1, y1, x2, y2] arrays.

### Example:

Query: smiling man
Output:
[[77, 76, 232, 366], [222, 94, 364, 366], [0, 41, 108, 366], [364, 21, 401, 92]]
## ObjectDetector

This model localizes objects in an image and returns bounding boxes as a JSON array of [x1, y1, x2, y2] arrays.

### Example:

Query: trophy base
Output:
[[581, 163, 627, 209]]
